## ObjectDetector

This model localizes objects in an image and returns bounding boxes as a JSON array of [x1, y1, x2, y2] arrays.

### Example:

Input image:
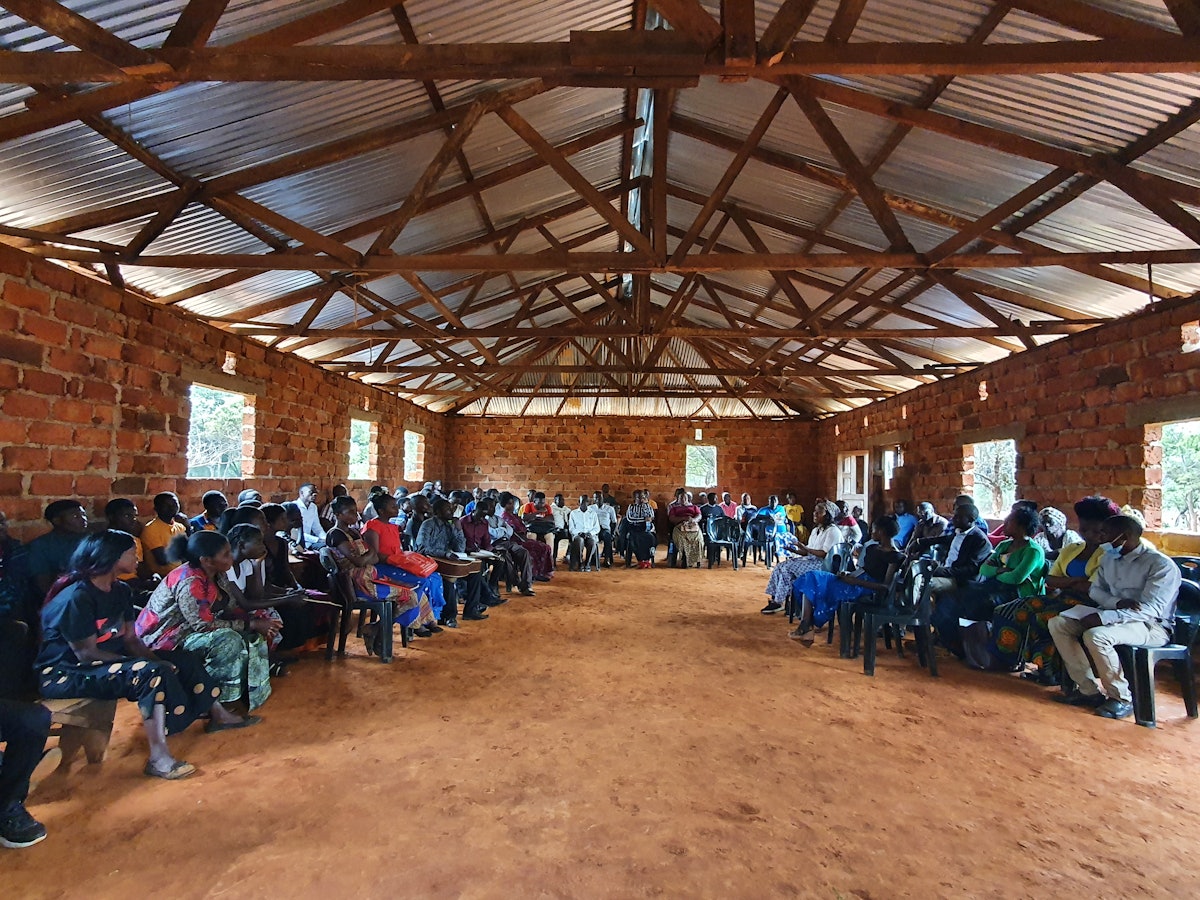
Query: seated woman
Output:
[[621, 490, 657, 568], [1034, 507, 1082, 562], [521, 492, 558, 553], [361, 494, 447, 635], [326, 496, 432, 654], [40, 531, 257, 780], [784, 493, 808, 542], [260, 504, 332, 654], [136, 532, 274, 712], [501, 493, 554, 582], [788, 516, 904, 645], [990, 495, 1117, 680], [668, 490, 704, 568], [939, 505, 1046, 670], [762, 503, 843, 615], [224, 524, 309, 673], [834, 500, 863, 545]]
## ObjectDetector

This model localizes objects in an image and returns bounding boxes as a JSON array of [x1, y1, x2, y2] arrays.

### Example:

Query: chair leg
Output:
[[826, 612, 836, 645], [325, 606, 340, 661], [1128, 648, 1155, 727], [379, 602, 394, 663], [924, 624, 938, 677], [838, 604, 852, 659], [1181, 656, 1199, 719], [863, 613, 877, 676], [914, 626, 928, 667]]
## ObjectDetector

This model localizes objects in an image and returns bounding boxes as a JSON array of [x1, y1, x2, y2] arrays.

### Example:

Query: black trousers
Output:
[[440, 573, 488, 621], [0, 700, 51, 808], [38, 649, 215, 736], [597, 528, 613, 564]]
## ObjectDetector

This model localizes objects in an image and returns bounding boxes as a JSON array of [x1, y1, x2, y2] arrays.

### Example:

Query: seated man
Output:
[[237, 489, 263, 508], [892, 500, 919, 548], [416, 499, 490, 623], [567, 495, 600, 572], [592, 492, 618, 568], [140, 493, 186, 579], [188, 491, 228, 534], [104, 499, 158, 599], [294, 483, 326, 548], [26, 500, 89, 605], [550, 494, 571, 564], [913, 503, 991, 592], [1048, 515, 1182, 720], [0, 699, 52, 848], [912, 502, 949, 542]]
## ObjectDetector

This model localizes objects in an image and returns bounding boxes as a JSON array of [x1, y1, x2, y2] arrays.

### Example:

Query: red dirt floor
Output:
[[6, 554, 1200, 899]]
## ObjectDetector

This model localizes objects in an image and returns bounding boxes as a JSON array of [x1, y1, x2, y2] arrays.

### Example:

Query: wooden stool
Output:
[[43, 698, 118, 771]]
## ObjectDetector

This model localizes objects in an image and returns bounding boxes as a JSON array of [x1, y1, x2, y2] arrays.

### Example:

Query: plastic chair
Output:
[[1114, 579, 1200, 728], [741, 516, 777, 567], [706, 516, 741, 570], [1173, 557, 1200, 582], [861, 558, 939, 677], [318, 549, 400, 664]]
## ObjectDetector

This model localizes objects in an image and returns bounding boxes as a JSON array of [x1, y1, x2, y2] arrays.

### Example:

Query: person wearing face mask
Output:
[[1048, 515, 1182, 719]]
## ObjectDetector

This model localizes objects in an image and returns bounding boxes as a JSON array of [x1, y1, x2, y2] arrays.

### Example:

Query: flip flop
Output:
[[205, 715, 262, 735], [144, 759, 197, 780]]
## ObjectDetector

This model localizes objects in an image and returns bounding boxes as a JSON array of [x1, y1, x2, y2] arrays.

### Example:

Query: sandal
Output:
[[205, 715, 262, 735], [788, 625, 815, 647], [362, 622, 379, 657], [144, 759, 197, 780]]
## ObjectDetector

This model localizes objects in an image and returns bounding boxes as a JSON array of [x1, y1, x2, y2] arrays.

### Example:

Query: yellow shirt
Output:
[[785, 503, 805, 524], [141, 518, 185, 577], [117, 537, 144, 582]]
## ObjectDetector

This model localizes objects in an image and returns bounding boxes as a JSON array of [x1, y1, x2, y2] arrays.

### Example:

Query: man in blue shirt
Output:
[[892, 500, 919, 547], [416, 500, 489, 623]]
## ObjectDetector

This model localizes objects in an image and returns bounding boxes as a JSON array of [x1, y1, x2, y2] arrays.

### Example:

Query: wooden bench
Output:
[[42, 698, 117, 771]]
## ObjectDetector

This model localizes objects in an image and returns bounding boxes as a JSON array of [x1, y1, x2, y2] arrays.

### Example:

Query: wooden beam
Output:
[[368, 97, 491, 255], [164, 0, 231, 48], [30, 247, 1200, 272], [669, 88, 788, 262], [722, 0, 757, 65], [648, 0, 724, 46], [1164, 0, 1200, 37], [825, 0, 869, 44], [9, 38, 1200, 86], [759, 0, 820, 60], [1008, 0, 1176, 42], [243, 322, 1102, 341], [1, 0, 158, 69], [496, 104, 656, 257]]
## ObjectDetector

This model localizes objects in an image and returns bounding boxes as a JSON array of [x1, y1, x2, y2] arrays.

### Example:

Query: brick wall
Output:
[[0, 244, 447, 540], [816, 296, 1200, 526], [445, 416, 819, 512]]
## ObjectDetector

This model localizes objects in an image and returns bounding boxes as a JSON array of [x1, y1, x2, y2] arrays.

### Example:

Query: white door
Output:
[[837, 451, 868, 522]]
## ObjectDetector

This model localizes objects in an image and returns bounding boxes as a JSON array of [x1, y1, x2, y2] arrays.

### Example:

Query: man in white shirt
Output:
[[592, 491, 618, 568], [295, 483, 326, 549], [1048, 515, 1181, 719], [550, 493, 571, 564], [567, 495, 600, 572]]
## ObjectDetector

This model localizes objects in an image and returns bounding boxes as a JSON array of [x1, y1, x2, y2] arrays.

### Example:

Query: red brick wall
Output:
[[0, 244, 447, 539], [816, 296, 1200, 526], [445, 416, 819, 512]]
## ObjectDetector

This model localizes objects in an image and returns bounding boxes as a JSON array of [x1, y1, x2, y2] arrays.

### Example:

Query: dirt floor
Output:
[[6, 554, 1200, 899]]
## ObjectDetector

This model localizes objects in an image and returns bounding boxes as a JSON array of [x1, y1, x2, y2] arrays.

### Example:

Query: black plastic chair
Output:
[[1173, 556, 1200, 582], [862, 558, 939, 677], [318, 549, 401, 664], [741, 516, 777, 568], [786, 540, 853, 625], [706, 516, 741, 570], [1114, 579, 1200, 728]]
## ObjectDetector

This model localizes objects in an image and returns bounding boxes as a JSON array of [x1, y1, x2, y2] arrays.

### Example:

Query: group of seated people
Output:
[[761, 493, 1187, 724], [6, 477, 726, 847]]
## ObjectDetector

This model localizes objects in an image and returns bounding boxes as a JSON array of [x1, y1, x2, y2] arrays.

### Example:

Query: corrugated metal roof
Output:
[[1, 0, 1197, 417]]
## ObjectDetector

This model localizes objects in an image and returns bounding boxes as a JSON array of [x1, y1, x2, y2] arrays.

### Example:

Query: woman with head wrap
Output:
[[1033, 507, 1082, 562]]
